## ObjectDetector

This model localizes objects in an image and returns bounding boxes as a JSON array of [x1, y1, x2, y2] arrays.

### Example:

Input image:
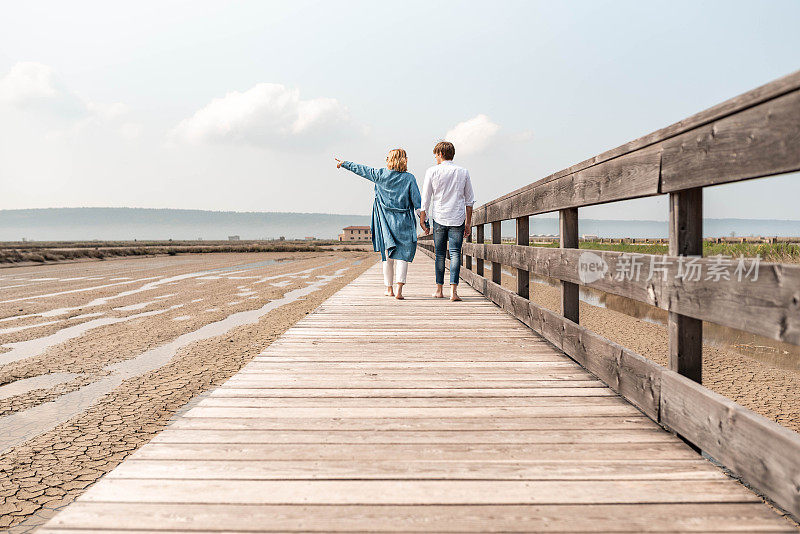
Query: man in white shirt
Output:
[[419, 141, 475, 301]]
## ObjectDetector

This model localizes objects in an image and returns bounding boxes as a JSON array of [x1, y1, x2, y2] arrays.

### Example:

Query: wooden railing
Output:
[[418, 69, 800, 518]]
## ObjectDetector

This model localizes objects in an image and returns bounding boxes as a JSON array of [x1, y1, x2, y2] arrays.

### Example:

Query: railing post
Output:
[[491, 221, 502, 285], [516, 216, 529, 299], [476, 224, 485, 276], [465, 228, 472, 271], [560, 208, 579, 323], [668, 188, 703, 383]]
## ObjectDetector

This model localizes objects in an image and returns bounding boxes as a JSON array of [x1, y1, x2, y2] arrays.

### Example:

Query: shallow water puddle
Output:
[[0, 276, 162, 305], [0, 320, 63, 336], [0, 305, 183, 365], [0, 312, 107, 336], [113, 301, 158, 312], [0, 372, 81, 400], [0, 262, 354, 453]]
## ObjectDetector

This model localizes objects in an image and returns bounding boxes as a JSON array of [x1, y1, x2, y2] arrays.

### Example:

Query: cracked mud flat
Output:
[[0, 251, 376, 529]]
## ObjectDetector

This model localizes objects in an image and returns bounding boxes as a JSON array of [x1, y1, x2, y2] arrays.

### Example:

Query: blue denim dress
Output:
[[342, 162, 421, 262]]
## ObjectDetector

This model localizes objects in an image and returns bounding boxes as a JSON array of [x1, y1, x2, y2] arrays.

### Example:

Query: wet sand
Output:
[[0, 251, 377, 529]]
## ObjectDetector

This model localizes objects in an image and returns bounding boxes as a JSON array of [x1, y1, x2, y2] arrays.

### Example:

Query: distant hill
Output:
[[0, 208, 371, 241], [0, 208, 799, 241]]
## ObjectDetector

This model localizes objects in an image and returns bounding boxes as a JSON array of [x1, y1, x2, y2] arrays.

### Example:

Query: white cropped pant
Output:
[[382, 259, 408, 286]]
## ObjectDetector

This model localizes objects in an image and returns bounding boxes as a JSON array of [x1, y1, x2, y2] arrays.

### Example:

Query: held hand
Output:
[[463, 226, 470, 240], [420, 222, 430, 235], [334, 157, 344, 169]]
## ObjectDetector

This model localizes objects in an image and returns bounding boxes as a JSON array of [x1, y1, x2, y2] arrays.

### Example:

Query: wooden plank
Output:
[[661, 87, 800, 192], [78, 479, 760, 505], [560, 207, 579, 323], [42, 502, 799, 532], [108, 459, 723, 481], [181, 405, 643, 418], [149, 428, 675, 444], [194, 396, 630, 408], [220, 380, 607, 389], [660, 369, 800, 519], [241, 362, 579, 371], [168, 416, 659, 431], [128, 442, 701, 461], [210, 387, 617, 397], [462, 243, 800, 346], [668, 187, 703, 383]]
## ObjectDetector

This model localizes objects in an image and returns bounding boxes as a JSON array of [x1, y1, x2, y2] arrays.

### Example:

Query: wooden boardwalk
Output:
[[41, 255, 793, 532]]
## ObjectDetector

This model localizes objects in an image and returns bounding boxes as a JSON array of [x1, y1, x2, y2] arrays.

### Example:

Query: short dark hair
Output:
[[433, 141, 455, 160]]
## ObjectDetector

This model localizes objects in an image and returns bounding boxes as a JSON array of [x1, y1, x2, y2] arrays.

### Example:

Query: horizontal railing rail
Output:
[[417, 68, 800, 519]]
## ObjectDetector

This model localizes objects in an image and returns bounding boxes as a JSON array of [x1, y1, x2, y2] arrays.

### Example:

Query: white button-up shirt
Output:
[[421, 161, 475, 227]]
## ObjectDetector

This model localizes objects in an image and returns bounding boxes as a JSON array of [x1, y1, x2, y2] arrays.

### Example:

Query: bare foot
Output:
[[432, 291, 444, 298], [395, 293, 405, 300], [385, 287, 394, 297], [450, 285, 461, 301]]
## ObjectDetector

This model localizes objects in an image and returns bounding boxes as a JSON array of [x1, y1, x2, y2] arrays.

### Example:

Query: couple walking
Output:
[[335, 141, 475, 301]]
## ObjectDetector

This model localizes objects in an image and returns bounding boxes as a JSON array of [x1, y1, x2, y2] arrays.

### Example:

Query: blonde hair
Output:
[[386, 148, 408, 172]]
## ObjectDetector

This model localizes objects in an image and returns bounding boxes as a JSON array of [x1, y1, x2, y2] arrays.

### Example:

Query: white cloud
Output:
[[0, 61, 85, 116], [0, 62, 60, 102], [0, 62, 139, 138], [171, 83, 357, 148], [444, 114, 501, 155]]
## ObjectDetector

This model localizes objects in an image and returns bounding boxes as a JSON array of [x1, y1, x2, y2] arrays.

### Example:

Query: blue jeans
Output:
[[433, 220, 465, 285]]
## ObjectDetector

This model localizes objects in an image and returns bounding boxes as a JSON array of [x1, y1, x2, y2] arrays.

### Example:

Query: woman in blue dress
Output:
[[335, 149, 421, 300]]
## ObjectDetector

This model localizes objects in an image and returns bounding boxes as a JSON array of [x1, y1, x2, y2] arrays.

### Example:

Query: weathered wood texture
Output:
[[476, 224, 484, 276], [421, 246, 800, 521], [41, 255, 793, 532], [461, 243, 800, 346], [473, 69, 800, 224], [516, 216, 529, 298], [491, 221, 502, 284], [668, 188, 703, 383], [560, 208, 579, 323]]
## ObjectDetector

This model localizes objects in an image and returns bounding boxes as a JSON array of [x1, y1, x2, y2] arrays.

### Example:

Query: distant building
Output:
[[339, 226, 372, 242], [581, 234, 599, 240], [228, 235, 240, 241], [304, 236, 316, 241]]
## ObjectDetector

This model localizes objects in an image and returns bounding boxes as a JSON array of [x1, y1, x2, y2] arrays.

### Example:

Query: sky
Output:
[[1, 0, 799, 221]]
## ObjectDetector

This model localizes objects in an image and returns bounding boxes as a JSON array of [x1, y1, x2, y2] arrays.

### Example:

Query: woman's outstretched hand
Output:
[[334, 157, 344, 169]]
